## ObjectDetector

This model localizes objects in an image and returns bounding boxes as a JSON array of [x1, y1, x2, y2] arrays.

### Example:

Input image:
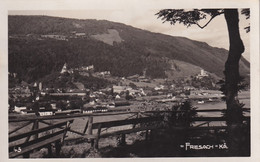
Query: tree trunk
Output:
[[224, 9, 245, 156]]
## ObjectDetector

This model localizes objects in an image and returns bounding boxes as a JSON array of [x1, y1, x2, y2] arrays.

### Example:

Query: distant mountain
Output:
[[8, 15, 250, 83]]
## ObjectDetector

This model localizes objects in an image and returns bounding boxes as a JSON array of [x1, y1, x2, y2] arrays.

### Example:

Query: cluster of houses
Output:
[[189, 90, 223, 98], [112, 85, 146, 97], [13, 106, 57, 116], [126, 75, 148, 83], [9, 72, 17, 78], [41, 34, 68, 41], [95, 71, 111, 77], [9, 80, 41, 101], [9, 65, 221, 116], [60, 63, 95, 76], [10, 31, 88, 42], [9, 78, 134, 116], [70, 31, 86, 37], [40, 31, 87, 41], [9, 86, 32, 99]]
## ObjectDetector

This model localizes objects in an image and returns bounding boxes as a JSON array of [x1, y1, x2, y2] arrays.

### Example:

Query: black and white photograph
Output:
[[0, 0, 259, 161]]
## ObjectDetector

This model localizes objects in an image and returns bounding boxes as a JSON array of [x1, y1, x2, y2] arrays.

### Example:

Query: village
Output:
[[9, 63, 224, 117]]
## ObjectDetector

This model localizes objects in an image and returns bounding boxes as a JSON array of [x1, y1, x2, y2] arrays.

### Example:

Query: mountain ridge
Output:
[[8, 15, 250, 83]]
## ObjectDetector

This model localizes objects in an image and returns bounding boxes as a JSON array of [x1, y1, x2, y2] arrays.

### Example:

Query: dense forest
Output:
[[9, 38, 168, 82]]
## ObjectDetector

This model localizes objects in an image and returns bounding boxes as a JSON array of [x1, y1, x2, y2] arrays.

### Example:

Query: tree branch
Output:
[[196, 11, 224, 29]]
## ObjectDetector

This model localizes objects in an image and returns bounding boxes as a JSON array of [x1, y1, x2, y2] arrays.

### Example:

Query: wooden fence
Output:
[[9, 108, 250, 148]]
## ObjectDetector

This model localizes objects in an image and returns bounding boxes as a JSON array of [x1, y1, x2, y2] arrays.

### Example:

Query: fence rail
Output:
[[9, 108, 250, 145], [9, 108, 250, 122]]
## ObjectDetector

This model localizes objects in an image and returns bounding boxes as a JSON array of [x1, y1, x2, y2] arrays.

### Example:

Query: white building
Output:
[[196, 69, 209, 79], [60, 63, 68, 74], [75, 33, 86, 37], [39, 111, 54, 116], [14, 106, 27, 113], [39, 82, 42, 91], [113, 85, 126, 94], [82, 65, 94, 71]]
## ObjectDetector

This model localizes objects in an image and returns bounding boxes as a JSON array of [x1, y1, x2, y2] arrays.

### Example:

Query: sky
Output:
[[8, 8, 250, 62]]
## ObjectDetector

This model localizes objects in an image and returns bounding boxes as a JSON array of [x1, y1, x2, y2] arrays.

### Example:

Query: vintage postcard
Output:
[[0, 0, 259, 161]]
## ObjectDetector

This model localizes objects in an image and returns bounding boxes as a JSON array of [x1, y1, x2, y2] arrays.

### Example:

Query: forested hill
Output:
[[8, 15, 250, 83]]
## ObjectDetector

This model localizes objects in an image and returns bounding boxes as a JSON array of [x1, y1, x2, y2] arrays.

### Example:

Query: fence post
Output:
[[47, 144, 53, 157], [150, 130, 154, 141], [120, 134, 126, 146], [34, 120, 39, 140], [133, 112, 140, 129], [87, 116, 94, 147], [55, 140, 62, 157], [207, 122, 210, 133], [83, 119, 89, 134], [137, 112, 140, 118], [94, 124, 102, 150], [145, 130, 149, 141]]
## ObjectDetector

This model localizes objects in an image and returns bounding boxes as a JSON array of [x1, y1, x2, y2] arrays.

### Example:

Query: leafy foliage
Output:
[[9, 38, 168, 82], [241, 9, 250, 33], [156, 9, 224, 29], [190, 75, 218, 90], [169, 101, 198, 127], [41, 71, 111, 91], [217, 76, 249, 101], [156, 8, 249, 31]]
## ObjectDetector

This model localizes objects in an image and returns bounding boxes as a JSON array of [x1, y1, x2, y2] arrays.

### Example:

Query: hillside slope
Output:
[[8, 15, 250, 83]]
